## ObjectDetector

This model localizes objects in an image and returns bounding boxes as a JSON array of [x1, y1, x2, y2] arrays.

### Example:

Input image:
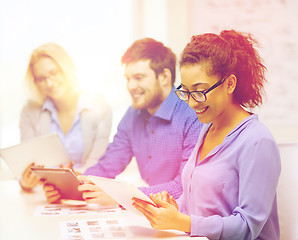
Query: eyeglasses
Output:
[[175, 77, 226, 103], [34, 69, 61, 84]]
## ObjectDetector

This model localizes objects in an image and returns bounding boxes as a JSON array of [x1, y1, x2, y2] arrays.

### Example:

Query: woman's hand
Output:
[[77, 175, 119, 207], [19, 163, 42, 191], [132, 191, 191, 233], [151, 191, 178, 209]]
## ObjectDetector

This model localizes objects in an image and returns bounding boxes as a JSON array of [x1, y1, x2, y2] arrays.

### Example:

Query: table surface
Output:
[[0, 179, 208, 240]]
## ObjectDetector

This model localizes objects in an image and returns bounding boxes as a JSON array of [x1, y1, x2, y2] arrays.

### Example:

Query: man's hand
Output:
[[77, 175, 119, 207], [43, 183, 61, 203]]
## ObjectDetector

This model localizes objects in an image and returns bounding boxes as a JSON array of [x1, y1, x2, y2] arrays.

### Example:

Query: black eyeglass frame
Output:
[[175, 77, 227, 103]]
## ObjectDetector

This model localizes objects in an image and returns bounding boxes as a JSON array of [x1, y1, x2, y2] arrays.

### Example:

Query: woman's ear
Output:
[[226, 74, 237, 94]]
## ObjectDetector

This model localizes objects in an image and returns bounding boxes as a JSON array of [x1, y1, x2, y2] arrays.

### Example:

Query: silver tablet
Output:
[[31, 167, 83, 201], [0, 134, 69, 178]]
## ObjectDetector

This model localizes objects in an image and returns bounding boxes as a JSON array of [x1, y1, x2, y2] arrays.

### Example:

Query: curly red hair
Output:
[[180, 30, 266, 109]]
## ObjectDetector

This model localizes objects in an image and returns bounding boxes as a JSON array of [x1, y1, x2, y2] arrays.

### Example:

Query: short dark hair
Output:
[[180, 30, 266, 109], [121, 38, 176, 85]]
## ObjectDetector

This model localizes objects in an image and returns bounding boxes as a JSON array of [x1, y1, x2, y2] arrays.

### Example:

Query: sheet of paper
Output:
[[87, 175, 156, 216], [0, 133, 69, 177], [59, 218, 133, 239], [34, 204, 121, 216]]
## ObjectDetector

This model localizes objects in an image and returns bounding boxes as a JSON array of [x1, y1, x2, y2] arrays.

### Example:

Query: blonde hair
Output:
[[24, 43, 79, 105]]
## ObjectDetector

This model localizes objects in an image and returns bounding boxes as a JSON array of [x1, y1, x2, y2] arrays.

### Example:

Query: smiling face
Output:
[[124, 59, 165, 115], [180, 63, 230, 124], [32, 56, 71, 101]]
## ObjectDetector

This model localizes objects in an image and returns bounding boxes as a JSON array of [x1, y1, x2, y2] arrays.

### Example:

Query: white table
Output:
[[0, 180, 207, 240]]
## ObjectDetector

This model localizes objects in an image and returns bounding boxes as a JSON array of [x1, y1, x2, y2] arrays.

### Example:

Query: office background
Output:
[[0, 0, 298, 148]]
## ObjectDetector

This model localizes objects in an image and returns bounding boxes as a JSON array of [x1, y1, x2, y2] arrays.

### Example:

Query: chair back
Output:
[[277, 143, 298, 240]]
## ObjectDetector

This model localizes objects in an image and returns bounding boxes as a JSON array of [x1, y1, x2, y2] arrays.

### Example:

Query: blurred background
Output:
[[1, 0, 298, 148]]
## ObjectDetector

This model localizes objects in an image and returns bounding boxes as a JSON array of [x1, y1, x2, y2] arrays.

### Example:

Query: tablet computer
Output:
[[87, 175, 156, 215], [31, 167, 84, 201], [0, 133, 69, 178]]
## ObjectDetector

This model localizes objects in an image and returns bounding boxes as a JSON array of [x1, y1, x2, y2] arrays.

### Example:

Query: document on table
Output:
[[87, 175, 156, 215], [34, 204, 121, 216], [0, 133, 69, 178], [60, 218, 133, 239]]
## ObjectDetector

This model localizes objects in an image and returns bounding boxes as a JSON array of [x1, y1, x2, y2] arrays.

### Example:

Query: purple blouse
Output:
[[177, 114, 281, 239]]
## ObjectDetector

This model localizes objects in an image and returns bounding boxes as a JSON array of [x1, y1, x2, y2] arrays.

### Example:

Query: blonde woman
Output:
[[19, 43, 112, 191]]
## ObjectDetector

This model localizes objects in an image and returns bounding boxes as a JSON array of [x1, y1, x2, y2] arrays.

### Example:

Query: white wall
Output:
[[187, 0, 298, 143]]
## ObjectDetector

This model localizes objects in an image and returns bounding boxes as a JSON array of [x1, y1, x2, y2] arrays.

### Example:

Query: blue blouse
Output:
[[42, 98, 85, 168]]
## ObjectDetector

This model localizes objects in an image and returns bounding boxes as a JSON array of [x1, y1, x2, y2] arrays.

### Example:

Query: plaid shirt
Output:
[[84, 89, 202, 199]]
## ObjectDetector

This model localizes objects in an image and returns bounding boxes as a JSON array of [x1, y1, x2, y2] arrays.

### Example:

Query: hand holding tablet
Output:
[[87, 175, 157, 215], [31, 167, 84, 201]]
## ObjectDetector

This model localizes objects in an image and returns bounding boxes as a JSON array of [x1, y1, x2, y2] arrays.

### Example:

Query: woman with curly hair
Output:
[[133, 30, 281, 240]]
